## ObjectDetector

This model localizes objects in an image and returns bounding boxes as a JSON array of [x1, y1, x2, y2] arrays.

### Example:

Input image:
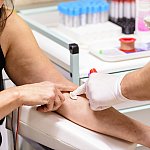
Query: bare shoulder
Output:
[[4, 11, 31, 36], [1, 11, 33, 55]]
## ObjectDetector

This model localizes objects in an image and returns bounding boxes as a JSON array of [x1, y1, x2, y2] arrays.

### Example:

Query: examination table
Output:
[[7, 106, 136, 150]]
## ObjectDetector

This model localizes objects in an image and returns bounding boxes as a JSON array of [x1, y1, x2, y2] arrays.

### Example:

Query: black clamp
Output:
[[69, 43, 79, 54]]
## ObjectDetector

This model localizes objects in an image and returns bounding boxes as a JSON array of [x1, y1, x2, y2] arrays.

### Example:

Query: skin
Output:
[[0, 5, 75, 118], [0, 4, 149, 148], [57, 93, 150, 148], [0, 0, 3, 7], [121, 64, 150, 100]]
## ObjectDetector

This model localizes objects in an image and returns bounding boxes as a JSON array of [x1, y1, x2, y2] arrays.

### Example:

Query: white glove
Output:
[[85, 73, 129, 111]]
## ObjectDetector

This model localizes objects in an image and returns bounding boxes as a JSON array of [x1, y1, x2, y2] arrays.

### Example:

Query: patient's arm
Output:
[[57, 93, 150, 148]]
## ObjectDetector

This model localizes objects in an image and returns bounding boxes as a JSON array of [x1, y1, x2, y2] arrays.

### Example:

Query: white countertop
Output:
[[33, 30, 150, 78], [12, 106, 136, 150]]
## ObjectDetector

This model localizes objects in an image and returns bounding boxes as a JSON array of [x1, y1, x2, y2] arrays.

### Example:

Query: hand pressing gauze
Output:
[[85, 73, 129, 111]]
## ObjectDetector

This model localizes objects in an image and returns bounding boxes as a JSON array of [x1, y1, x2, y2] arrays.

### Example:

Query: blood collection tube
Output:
[[131, 0, 135, 19], [80, 4, 87, 26], [114, 0, 119, 23], [58, 0, 110, 27], [58, 3, 68, 26], [87, 3, 93, 24], [92, 2, 100, 24], [100, 2, 109, 22], [109, 0, 115, 22], [125, 0, 131, 20], [118, 0, 124, 25]]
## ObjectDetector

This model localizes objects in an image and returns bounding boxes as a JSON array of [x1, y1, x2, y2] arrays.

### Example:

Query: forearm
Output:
[[0, 88, 20, 119], [57, 93, 150, 147], [121, 62, 150, 100]]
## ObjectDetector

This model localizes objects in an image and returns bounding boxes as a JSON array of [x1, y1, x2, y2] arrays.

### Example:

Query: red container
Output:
[[119, 38, 136, 53]]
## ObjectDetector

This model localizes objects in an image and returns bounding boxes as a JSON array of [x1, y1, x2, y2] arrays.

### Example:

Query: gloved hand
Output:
[[85, 73, 129, 111]]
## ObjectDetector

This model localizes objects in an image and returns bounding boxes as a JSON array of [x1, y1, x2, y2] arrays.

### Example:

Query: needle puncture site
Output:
[[70, 92, 78, 100]]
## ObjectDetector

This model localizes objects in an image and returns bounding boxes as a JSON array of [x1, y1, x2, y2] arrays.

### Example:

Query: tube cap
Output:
[[90, 68, 97, 74]]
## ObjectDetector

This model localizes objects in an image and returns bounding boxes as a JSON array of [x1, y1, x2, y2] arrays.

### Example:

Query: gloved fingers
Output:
[[94, 106, 111, 111], [85, 80, 91, 99], [88, 96, 111, 111]]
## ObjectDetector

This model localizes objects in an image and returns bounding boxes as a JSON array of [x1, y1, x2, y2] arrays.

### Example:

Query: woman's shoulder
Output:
[[4, 11, 28, 33], [1, 11, 31, 54]]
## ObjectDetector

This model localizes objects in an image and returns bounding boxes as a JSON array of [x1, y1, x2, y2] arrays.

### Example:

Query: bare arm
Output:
[[0, 88, 20, 119], [121, 63, 150, 100], [0, 81, 68, 120], [0, 12, 74, 119], [57, 93, 150, 147], [2, 13, 150, 147], [2, 12, 74, 87]]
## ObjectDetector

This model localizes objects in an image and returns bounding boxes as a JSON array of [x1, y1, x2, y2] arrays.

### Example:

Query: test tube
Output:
[[59, 0, 109, 27], [114, 0, 119, 23], [131, 0, 135, 19], [126, 0, 131, 20], [118, 0, 124, 25], [92, 2, 100, 24], [100, 2, 109, 22], [73, 4, 81, 27], [87, 3, 93, 24], [64, 3, 71, 27], [80, 4, 87, 26], [109, 0, 115, 22], [67, 3, 73, 27], [67, 2, 81, 28], [123, 0, 132, 34], [131, 0, 135, 33], [58, 3, 68, 26]]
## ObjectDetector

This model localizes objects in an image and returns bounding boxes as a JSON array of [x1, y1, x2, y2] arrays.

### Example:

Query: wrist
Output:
[[9, 86, 23, 106]]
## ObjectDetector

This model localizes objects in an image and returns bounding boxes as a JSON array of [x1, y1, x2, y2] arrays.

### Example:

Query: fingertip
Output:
[[57, 84, 76, 92], [62, 97, 65, 102], [36, 106, 43, 112], [57, 90, 65, 101], [37, 107, 48, 112], [62, 95, 65, 102], [37, 105, 47, 112], [67, 86, 77, 91]]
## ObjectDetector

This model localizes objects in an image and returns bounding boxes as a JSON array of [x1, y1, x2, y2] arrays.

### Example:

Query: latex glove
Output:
[[86, 73, 129, 111]]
